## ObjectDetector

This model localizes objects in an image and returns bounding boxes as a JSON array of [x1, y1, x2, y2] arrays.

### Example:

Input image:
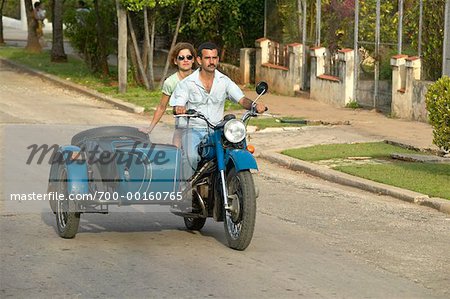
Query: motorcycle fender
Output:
[[53, 145, 89, 195], [227, 149, 258, 172]]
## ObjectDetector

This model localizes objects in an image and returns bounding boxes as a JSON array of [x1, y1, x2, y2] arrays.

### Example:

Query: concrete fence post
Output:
[[391, 56, 425, 120], [338, 48, 355, 105], [240, 48, 255, 85], [255, 38, 270, 84], [390, 55, 408, 93], [288, 43, 302, 93], [310, 47, 326, 77]]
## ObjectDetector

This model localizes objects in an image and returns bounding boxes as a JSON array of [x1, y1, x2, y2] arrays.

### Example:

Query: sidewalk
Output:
[[2, 25, 448, 214], [243, 89, 436, 151]]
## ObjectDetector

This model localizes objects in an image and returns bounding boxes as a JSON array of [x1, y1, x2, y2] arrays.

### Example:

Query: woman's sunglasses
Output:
[[177, 55, 194, 61]]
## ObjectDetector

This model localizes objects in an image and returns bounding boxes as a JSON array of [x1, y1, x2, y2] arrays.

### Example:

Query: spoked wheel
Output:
[[224, 168, 256, 250], [55, 167, 80, 238], [183, 217, 206, 230], [183, 188, 207, 230]]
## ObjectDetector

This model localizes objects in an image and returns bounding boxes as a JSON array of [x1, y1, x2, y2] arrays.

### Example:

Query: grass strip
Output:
[[282, 142, 425, 161], [282, 142, 449, 200], [335, 162, 450, 200]]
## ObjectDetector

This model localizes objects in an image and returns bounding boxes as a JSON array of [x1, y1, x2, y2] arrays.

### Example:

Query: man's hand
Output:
[[239, 97, 267, 113], [173, 106, 187, 115], [255, 102, 267, 114]]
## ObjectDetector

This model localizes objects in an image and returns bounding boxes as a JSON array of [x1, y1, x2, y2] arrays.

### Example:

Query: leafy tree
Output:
[[404, 0, 445, 80], [176, 0, 264, 64], [64, 0, 116, 74], [425, 76, 450, 151], [0, 0, 6, 44]]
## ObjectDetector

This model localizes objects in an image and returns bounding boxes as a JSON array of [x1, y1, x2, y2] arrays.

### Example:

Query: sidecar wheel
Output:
[[183, 217, 206, 230], [224, 169, 256, 250], [55, 167, 80, 239]]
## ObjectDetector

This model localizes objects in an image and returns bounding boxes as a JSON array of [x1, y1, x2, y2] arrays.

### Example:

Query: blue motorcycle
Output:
[[47, 82, 268, 250]]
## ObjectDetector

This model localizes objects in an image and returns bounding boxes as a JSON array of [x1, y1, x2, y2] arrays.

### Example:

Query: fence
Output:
[[263, 0, 446, 111]]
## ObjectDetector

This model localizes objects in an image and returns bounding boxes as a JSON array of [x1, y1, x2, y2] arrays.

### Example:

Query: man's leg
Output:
[[181, 128, 207, 181]]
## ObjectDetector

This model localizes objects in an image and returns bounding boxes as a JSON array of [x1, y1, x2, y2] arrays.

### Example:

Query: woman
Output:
[[141, 42, 196, 147]]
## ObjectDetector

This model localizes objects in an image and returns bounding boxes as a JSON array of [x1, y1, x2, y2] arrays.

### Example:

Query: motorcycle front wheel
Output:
[[224, 168, 256, 250]]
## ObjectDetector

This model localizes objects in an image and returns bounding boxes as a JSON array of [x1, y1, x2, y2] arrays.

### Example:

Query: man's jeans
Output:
[[181, 128, 209, 181]]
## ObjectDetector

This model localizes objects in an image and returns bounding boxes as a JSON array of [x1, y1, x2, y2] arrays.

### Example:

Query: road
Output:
[[1, 63, 449, 298]]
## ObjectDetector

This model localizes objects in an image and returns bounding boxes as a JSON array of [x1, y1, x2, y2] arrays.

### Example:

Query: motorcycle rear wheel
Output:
[[184, 217, 206, 230], [224, 168, 256, 250]]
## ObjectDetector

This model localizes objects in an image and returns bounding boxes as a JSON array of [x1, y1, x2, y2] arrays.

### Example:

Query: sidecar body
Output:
[[48, 126, 182, 215]]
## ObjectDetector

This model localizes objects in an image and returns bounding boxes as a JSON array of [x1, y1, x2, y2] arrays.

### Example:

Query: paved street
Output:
[[1, 63, 450, 298]]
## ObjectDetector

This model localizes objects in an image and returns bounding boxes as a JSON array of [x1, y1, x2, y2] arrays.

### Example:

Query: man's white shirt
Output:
[[170, 69, 244, 128]]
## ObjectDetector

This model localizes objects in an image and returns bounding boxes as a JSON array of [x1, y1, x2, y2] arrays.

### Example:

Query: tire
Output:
[[55, 167, 80, 238], [184, 217, 207, 230], [223, 168, 256, 250], [71, 126, 150, 146]]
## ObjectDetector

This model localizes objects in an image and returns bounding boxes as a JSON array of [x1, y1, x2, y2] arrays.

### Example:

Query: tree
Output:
[[24, 0, 42, 52], [425, 76, 450, 151], [93, 0, 110, 75], [51, 0, 67, 62], [116, 0, 128, 93], [0, 0, 6, 44], [159, 0, 184, 88]]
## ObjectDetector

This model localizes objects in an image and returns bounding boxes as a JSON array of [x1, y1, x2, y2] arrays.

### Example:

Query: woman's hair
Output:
[[170, 42, 196, 68]]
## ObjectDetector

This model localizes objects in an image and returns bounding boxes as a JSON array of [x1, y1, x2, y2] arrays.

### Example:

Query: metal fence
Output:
[[263, 0, 447, 110]]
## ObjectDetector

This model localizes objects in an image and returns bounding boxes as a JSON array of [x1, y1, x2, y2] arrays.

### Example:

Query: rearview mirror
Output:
[[255, 82, 268, 95]]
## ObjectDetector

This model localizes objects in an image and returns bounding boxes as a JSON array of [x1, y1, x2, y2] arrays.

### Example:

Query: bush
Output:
[[63, 0, 116, 73], [425, 76, 450, 151]]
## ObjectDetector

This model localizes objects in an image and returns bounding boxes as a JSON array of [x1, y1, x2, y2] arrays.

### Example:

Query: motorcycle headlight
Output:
[[224, 119, 246, 143]]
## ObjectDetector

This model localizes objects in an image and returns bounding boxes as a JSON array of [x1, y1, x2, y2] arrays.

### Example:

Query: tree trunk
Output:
[[159, 0, 185, 88], [116, 0, 127, 93], [51, 0, 67, 62], [127, 13, 150, 89], [128, 35, 140, 84], [0, 0, 6, 44], [24, 0, 42, 52], [93, 0, 109, 75], [144, 8, 155, 89]]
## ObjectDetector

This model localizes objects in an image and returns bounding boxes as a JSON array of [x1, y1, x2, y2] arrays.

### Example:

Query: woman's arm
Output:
[[147, 94, 170, 132]]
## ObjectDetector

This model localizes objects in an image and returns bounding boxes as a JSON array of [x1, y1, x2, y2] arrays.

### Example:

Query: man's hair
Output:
[[170, 42, 196, 67], [197, 42, 219, 58], [34, 2, 41, 9], [78, 1, 86, 7]]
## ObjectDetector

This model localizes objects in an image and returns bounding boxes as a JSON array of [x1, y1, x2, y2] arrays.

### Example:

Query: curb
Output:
[[258, 151, 450, 215], [0, 58, 145, 114]]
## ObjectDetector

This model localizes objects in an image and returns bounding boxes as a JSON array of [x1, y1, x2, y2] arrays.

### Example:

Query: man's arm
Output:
[[238, 97, 267, 113]]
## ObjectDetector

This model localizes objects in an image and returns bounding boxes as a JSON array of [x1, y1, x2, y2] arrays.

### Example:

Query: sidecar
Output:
[[47, 126, 182, 238]]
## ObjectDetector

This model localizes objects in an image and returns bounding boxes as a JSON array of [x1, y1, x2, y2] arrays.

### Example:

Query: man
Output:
[[169, 42, 266, 178]]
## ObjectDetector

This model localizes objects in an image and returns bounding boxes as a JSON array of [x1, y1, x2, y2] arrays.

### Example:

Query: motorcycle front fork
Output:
[[220, 169, 232, 213]]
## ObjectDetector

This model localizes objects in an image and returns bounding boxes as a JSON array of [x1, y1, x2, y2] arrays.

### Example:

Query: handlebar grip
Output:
[[186, 109, 197, 115]]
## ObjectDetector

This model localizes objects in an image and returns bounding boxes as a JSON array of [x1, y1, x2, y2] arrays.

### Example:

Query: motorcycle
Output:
[[47, 82, 268, 250], [172, 81, 268, 250]]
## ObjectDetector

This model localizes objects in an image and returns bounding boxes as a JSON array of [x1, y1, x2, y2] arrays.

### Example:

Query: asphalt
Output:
[[2, 25, 449, 215]]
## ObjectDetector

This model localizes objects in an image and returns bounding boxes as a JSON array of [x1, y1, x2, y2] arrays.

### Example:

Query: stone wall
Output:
[[253, 38, 304, 96], [310, 47, 354, 107], [391, 56, 430, 122], [218, 63, 241, 84]]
